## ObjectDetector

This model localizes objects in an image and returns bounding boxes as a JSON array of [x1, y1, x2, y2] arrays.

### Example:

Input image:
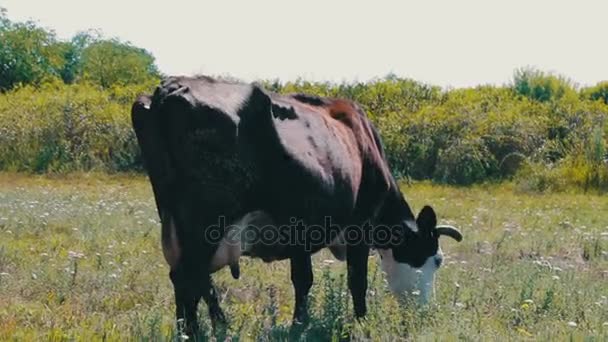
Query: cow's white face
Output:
[[377, 247, 443, 304], [377, 205, 462, 304]]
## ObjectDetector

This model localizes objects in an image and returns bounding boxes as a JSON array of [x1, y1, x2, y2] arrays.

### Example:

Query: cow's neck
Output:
[[377, 180, 416, 227]]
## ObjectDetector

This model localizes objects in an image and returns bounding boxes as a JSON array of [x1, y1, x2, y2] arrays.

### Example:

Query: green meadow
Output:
[[0, 174, 606, 341]]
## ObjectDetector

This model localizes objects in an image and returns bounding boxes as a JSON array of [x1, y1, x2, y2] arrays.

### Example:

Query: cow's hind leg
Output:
[[290, 253, 313, 323], [347, 244, 369, 318], [170, 267, 227, 338]]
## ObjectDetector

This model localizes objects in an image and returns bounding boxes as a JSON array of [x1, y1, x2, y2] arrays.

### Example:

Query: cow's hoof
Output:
[[355, 315, 368, 324], [212, 315, 227, 326], [292, 311, 310, 326], [354, 305, 367, 320], [210, 308, 228, 328], [181, 323, 200, 341], [211, 315, 229, 337]]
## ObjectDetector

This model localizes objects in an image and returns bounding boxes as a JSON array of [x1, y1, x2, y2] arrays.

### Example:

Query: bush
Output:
[[0, 81, 156, 172], [0, 72, 607, 192], [433, 138, 497, 185], [515, 162, 568, 193], [513, 67, 577, 103], [582, 81, 608, 105], [515, 126, 608, 193]]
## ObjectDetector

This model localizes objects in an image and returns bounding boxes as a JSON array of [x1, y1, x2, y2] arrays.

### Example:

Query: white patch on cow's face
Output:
[[377, 247, 443, 304]]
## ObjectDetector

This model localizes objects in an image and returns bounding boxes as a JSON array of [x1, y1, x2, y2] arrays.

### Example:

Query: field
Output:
[[0, 173, 606, 341]]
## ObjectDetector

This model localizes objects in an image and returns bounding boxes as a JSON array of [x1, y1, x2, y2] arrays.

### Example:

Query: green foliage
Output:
[[0, 18, 65, 90], [1, 73, 607, 191], [80, 39, 159, 88], [434, 138, 497, 185], [0, 81, 157, 172], [513, 67, 577, 103], [55, 31, 100, 84], [0, 12, 159, 91], [582, 81, 608, 104]]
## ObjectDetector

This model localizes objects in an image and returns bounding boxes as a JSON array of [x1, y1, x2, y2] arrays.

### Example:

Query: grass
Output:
[[0, 173, 606, 341]]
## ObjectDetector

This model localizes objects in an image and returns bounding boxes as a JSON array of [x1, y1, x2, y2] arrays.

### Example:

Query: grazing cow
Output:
[[131, 75, 462, 336]]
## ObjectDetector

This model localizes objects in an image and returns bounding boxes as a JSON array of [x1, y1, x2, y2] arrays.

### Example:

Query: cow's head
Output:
[[377, 205, 462, 304]]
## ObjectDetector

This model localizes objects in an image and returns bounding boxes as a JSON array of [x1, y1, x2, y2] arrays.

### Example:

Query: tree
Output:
[[0, 10, 160, 90], [80, 39, 160, 88], [0, 16, 65, 90], [56, 30, 100, 84]]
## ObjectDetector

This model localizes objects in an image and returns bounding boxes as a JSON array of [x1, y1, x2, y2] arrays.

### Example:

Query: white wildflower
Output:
[[68, 251, 85, 259]]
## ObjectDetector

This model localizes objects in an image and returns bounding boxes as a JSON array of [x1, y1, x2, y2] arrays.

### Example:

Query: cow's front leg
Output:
[[201, 275, 227, 328], [347, 243, 369, 318], [290, 252, 313, 323], [170, 267, 201, 337]]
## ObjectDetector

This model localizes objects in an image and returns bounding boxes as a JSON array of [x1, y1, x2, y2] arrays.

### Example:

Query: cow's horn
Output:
[[435, 225, 463, 242]]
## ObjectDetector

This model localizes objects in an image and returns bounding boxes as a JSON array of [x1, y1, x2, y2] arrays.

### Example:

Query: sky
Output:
[[2, 0, 607, 88]]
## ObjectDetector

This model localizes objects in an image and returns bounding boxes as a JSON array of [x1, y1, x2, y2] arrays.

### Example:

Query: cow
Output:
[[131, 75, 462, 337]]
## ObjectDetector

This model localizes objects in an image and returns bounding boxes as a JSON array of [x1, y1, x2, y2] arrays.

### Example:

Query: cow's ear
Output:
[[416, 205, 437, 235]]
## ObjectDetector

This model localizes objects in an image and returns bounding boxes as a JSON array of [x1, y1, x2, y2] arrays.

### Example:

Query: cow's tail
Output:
[[131, 94, 174, 214]]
